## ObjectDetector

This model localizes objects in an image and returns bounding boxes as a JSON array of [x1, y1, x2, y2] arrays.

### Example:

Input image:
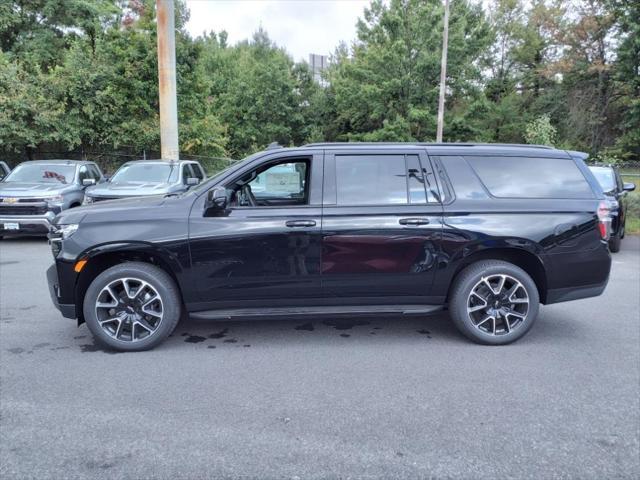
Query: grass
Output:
[[620, 171, 640, 234]]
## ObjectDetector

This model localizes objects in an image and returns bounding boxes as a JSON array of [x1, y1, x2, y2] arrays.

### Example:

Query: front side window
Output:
[[110, 163, 179, 184], [4, 163, 76, 184], [191, 163, 204, 180], [229, 159, 309, 207], [466, 156, 594, 199]]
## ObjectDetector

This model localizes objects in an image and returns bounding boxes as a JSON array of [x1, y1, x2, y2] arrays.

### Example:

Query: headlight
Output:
[[58, 224, 79, 239], [83, 195, 94, 205], [44, 195, 64, 205]]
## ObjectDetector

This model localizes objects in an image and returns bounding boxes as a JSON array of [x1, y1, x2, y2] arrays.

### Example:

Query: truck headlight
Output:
[[44, 195, 64, 205], [58, 223, 79, 239]]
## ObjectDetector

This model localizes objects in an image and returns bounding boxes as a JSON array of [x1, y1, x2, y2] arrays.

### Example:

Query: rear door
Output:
[[321, 148, 443, 304]]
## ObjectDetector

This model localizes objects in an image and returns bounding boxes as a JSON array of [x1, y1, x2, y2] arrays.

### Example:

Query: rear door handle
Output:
[[285, 219, 316, 228], [399, 218, 430, 226]]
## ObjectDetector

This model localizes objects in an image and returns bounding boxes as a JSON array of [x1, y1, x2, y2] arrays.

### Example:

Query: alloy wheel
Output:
[[466, 274, 529, 336], [94, 277, 164, 342]]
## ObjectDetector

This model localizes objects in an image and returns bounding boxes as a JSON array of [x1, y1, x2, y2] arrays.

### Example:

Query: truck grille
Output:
[[0, 204, 48, 215]]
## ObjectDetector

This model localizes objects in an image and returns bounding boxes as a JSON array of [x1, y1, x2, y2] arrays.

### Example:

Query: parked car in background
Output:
[[0, 161, 11, 181], [0, 160, 104, 237], [47, 142, 612, 351], [588, 165, 636, 252], [83, 160, 206, 204]]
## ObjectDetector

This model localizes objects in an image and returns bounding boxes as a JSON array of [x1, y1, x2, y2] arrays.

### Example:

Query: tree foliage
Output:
[[0, 0, 638, 166]]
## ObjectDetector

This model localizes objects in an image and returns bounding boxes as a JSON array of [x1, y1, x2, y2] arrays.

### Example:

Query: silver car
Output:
[[0, 160, 104, 236], [84, 160, 206, 203]]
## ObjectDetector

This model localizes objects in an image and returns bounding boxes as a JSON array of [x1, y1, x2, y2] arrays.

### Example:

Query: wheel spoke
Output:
[[470, 291, 488, 305], [504, 308, 526, 319], [504, 316, 511, 332], [494, 275, 506, 295], [114, 319, 124, 339], [98, 316, 119, 326], [468, 304, 487, 313], [476, 315, 493, 328], [142, 294, 159, 308], [135, 318, 156, 334]]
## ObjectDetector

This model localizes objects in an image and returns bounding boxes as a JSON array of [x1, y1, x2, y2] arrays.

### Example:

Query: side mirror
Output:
[[204, 187, 228, 216], [102, 175, 110, 183], [186, 177, 199, 186], [82, 178, 96, 187], [623, 182, 636, 192]]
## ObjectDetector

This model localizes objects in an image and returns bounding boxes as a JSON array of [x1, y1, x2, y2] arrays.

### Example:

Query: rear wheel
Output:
[[449, 260, 540, 345], [83, 262, 182, 351], [609, 232, 622, 252]]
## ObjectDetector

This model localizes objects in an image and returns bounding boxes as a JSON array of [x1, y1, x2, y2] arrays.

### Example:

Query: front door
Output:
[[321, 149, 443, 304], [188, 151, 324, 311]]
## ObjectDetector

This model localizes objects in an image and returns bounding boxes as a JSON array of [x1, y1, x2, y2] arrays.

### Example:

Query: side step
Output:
[[189, 304, 443, 321]]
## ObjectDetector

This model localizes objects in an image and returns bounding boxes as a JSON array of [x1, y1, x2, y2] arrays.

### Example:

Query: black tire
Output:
[[449, 260, 540, 345], [83, 262, 182, 351], [609, 233, 621, 253]]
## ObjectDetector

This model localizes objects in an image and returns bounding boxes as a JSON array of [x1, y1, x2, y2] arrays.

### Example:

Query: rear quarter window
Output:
[[465, 156, 594, 199]]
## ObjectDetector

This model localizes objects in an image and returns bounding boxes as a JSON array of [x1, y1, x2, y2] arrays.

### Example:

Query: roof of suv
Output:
[[295, 142, 572, 158]]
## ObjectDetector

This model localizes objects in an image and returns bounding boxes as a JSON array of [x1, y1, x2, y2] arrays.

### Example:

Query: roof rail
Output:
[[301, 142, 555, 150], [266, 142, 283, 150]]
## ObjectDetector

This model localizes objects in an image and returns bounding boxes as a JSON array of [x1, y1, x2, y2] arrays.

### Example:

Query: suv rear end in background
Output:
[[47, 143, 611, 351]]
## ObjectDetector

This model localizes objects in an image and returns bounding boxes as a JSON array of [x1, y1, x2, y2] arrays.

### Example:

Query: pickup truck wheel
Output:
[[83, 262, 181, 351], [449, 260, 540, 345]]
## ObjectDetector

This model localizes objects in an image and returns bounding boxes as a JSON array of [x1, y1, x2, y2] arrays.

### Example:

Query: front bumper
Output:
[[46, 264, 76, 318], [0, 211, 57, 236]]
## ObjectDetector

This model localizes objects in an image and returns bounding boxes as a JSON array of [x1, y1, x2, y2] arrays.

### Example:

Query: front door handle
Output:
[[399, 218, 430, 226], [286, 219, 316, 228]]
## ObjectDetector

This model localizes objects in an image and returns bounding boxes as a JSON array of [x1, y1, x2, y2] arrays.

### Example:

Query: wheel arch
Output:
[[446, 247, 548, 304], [74, 242, 185, 324]]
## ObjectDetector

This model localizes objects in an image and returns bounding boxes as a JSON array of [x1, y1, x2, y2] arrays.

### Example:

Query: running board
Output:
[[189, 305, 443, 321]]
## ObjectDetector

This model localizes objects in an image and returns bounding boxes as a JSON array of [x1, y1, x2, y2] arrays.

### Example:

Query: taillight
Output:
[[597, 200, 611, 240]]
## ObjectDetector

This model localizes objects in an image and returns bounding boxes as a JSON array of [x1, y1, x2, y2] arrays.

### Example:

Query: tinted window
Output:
[[336, 155, 411, 205], [466, 156, 594, 199], [589, 166, 616, 192]]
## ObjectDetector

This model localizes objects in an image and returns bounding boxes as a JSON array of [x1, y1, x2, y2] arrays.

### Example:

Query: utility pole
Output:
[[436, 0, 450, 143], [156, 0, 179, 160]]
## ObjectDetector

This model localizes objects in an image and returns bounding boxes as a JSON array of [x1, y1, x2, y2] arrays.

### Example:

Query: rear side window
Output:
[[334, 154, 435, 205], [466, 156, 594, 199]]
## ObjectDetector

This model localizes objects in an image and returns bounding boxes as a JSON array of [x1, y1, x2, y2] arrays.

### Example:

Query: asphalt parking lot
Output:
[[1, 237, 639, 479]]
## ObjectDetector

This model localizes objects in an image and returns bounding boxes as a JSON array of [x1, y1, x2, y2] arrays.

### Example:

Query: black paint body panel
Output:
[[47, 144, 612, 321]]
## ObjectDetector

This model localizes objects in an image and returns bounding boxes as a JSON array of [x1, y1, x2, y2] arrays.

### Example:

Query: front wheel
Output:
[[83, 262, 182, 351], [449, 260, 540, 345]]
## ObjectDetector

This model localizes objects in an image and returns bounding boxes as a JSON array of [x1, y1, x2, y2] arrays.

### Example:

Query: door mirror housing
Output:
[[623, 182, 636, 192], [186, 177, 199, 186], [82, 178, 96, 187], [205, 187, 228, 216]]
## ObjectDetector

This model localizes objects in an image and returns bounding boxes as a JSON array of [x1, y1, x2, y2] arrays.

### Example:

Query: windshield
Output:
[[589, 167, 616, 192], [4, 163, 76, 184], [110, 163, 179, 184]]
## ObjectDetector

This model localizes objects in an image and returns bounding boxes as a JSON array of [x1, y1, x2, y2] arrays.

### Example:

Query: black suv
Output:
[[47, 143, 612, 351], [588, 164, 636, 252]]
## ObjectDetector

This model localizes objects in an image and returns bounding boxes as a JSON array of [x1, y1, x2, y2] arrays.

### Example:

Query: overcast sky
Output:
[[185, 0, 371, 62]]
